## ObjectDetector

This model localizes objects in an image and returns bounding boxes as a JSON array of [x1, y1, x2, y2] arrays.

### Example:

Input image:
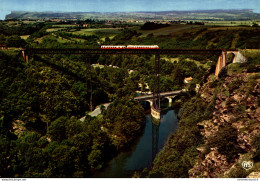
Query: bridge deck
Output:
[[134, 90, 181, 100], [23, 48, 229, 55]]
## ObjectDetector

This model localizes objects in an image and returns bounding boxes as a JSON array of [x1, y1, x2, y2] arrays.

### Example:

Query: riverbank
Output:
[[93, 103, 180, 178], [144, 60, 260, 178]]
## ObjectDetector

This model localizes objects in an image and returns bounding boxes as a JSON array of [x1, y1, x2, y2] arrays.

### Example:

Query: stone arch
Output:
[[215, 50, 247, 76], [172, 94, 182, 102], [141, 100, 153, 108], [226, 52, 237, 65], [165, 97, 172, 104], [161, 97, 171, 104]]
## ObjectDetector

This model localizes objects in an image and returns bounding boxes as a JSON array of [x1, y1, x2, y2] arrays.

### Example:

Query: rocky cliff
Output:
[[189, 67, 260, 178]]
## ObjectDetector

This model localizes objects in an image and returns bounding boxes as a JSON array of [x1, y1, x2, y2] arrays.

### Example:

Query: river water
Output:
[[94, 104, 180, 178]]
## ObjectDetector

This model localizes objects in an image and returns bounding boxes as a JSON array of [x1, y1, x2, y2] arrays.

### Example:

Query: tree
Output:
[[207, 126, 241, 162], [47, 117, 67, 142], [103, 99, 145, 149], [88, 145, 103, 170], [6, 35, 26, 47]]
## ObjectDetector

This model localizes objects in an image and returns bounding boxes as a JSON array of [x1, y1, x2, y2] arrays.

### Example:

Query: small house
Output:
[[184, 77, 193, 84]]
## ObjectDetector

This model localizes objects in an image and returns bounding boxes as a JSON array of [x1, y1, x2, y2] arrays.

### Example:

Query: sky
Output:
[[0, 0, 260, 20]]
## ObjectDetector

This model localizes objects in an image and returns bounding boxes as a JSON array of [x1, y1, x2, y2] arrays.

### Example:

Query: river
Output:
[[94, 103, 180, 178]]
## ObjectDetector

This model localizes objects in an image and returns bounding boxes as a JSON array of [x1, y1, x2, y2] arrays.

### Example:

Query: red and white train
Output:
[[101, 45, 159, 49]]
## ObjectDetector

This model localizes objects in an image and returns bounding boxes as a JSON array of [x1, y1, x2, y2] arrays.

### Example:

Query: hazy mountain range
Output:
[[5, 9, 260, 21]]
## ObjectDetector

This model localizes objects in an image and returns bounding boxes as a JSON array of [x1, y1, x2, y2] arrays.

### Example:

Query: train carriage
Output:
[[101, 45, 126, 49], [127, 45, 159, 49], [101, 45, 159, 49]]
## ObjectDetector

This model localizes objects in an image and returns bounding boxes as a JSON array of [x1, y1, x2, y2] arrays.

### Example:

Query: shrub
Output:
[[228, 78, 244, 92], [218, 67, 227, 79], [209, 79, 218, 88], [252, 135, 260, 162], [235, 104, 246, 114], [227, 165, 249, 178], [207, 126, 241, 162]]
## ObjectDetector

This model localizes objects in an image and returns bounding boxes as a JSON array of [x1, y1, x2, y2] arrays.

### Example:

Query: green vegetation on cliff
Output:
[[144, 95, 215, 177], [0, 51, 145, 177], [146, 50, 260, 178]]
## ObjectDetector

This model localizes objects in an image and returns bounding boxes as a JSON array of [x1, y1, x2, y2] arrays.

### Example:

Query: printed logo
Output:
[[242, 161, 253, 170]]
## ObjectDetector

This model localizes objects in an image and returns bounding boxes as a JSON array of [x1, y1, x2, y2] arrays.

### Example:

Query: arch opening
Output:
[[226, 52, 236, 66], [140, 100, 152, 109]]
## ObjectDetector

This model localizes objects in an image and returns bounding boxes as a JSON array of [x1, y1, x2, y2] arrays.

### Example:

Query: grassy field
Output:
[[34, 33, 87, 43], [20, 35, 30, 40], [56, 36, 72, 43], [207, 26, 259, 31], [204, 21, 259, 26], [34, 35, 52, 43], [69, 28, 122, 40], [138, 22, 259, 37], [52, 24, 77, 28], [161, 56, 211, 69], [72, 28, 122, 35], [49, 21, 259, 41], [138, 24, 202, 37], [240, 49, 260, 58], [46, 28, 66, 32]]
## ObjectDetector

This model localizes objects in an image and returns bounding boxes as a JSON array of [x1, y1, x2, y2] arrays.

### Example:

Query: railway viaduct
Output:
[[20, 48, 247, 120], [215, 50, 247, 76], [20, 48, 246, 76]]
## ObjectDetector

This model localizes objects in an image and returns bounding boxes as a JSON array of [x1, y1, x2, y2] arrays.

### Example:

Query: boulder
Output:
[[233, 94, 243, 102], [247, 172, 260, 178]]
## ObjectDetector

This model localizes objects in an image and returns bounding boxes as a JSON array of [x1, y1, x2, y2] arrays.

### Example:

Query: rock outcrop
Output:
[[189, 71, 260, 178]]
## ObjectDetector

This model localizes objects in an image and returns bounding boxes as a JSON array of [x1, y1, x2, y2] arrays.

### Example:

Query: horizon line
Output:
[[9, 8, 256, 14]]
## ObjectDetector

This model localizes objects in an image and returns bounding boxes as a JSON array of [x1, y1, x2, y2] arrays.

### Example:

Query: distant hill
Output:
[[5, 9, 260, 21]]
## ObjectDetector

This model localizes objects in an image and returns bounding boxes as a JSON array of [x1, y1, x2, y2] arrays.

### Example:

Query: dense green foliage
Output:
[[103, 99, 145, 149], [0, 19, 259, 178], [141, 22, 170, 30], [207, 127, 241, 162], [146, 96, 214, 177], [6, 116, 114, 177], [0, 21, 45, 36], [252, 135, 260, 162], [0, 51, 145, 177], [0, 34, 26, 47]]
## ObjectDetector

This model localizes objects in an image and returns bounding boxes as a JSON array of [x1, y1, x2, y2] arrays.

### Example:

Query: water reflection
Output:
[[94, 107, 179, 178], [152, 120, 159, 161]]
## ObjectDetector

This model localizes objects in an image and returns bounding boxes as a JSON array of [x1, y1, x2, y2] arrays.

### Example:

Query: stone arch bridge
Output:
[[134, 90, 182, 119]]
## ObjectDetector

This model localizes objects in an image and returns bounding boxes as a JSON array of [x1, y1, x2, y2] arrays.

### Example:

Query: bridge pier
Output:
[[151, 105, 161, 120], [21, 50, 29, 63], [215, 51, 226, 76], [164, 95, 177, 105], [134, 91, 181, 120], [215, 50, 247, 77], [167, 97, 172, 104], [151, 54, 161, 120]]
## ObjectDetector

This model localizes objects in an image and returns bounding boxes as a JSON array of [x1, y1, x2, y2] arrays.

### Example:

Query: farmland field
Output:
[[52, 24, 77, 28], [46, 28, 66, 32], [138, 24, 202, 37], [204, 21, 259, 26], [161, 57, 211, 69], [206, 26, 259, 31], [72, 28, 122, 35], [70, 28, 122, 40]]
